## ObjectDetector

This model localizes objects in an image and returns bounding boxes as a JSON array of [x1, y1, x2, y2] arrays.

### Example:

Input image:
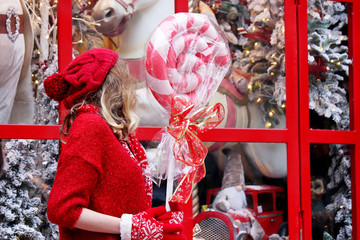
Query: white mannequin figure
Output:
[[0, 0, 34, 124]]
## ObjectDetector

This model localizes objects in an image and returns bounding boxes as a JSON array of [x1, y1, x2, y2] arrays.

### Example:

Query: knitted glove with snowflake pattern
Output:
[[120, 206, 186, 240]]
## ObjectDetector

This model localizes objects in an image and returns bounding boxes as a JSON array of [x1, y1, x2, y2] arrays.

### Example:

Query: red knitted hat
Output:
[[44, 48, 119, 109]]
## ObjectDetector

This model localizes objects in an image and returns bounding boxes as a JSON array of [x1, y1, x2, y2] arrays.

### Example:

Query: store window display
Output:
[[0, 0, 356, 239]]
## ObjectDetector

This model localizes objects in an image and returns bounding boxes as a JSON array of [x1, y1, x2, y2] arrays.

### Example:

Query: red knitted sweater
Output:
[[47, 112, 152, 240]]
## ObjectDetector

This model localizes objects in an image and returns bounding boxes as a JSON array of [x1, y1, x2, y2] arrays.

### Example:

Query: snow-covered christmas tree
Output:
[[308, 0, 350, 131], [199, 0, 286, 128], [308, 1, 352, 239]]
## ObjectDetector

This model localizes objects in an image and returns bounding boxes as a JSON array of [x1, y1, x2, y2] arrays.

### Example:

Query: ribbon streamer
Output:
[[166, 96, 225, 203]]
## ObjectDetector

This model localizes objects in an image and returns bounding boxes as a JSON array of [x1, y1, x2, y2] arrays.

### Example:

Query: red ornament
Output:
[[308, 56, 327, 80], [243, 27, 272, 44]]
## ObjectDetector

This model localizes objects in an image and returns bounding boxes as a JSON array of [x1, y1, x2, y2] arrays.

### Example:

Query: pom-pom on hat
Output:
[[44, 48, 119, 109]]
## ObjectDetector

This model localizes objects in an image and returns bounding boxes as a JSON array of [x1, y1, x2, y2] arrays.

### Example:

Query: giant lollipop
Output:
[[145, 12, 230, 110], [144, 13, 231, 204]]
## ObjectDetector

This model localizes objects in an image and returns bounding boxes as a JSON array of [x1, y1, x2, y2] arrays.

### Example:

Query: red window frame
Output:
[[0, 0, 358, 239], [298, 0, 360, 239]]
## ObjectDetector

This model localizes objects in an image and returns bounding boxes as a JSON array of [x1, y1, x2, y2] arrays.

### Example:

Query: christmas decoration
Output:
[[202, 1, 352, 239], [200, 0, 286, 128], [307, 0, 351, 130], [0, 138, 59, 239], [326, 145, 352, 240], [145, 12, 231, 110], [145, 13, 230, 204], [307, 1, 352, 239]]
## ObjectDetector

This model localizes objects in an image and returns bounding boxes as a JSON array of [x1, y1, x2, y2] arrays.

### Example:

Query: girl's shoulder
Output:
[[69, 112, 113, 140]]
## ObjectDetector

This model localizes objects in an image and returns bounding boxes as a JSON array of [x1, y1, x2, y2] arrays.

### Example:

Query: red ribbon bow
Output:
[[167, 96, 225, 203]]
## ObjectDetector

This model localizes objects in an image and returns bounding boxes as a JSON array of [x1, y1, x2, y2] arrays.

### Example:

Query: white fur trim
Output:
[[120, 214, 133, 240]]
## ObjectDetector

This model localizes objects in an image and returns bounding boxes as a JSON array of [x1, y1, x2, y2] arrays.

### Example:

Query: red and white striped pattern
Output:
[[145, 13, 231, 110]]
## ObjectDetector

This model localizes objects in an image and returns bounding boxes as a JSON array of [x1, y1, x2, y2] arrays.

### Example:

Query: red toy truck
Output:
[[194, 185, 286, 240]]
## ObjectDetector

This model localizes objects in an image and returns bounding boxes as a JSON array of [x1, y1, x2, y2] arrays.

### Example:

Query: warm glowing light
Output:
[[254, 42, 260, 48], [330, 59, 334, 63], [245, 50, 250, 54], [247, 84, 252, 90], [256, 97, 261, 103], [336, 61, 341, 66], [251, 58, 255, 63], [269, 111, 274, 117], [281, 103, 286, 108], [35, 80, 39, 85], [270, 72, 275, 76], [272, 62, 277, 66], [265, 122, 272, 128]]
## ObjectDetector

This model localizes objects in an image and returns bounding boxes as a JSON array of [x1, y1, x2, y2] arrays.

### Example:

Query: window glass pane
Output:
[[191, 142, 288, 239], [310, 143, 352, 240], [258, 192, 274, 212], [0, 138, 59, 238], [276, 191, 285, 211], [307, 0, 350, 131], [0, 1, 60, 125], [189, 1, 287, 130], [246, 194, 254, 210]]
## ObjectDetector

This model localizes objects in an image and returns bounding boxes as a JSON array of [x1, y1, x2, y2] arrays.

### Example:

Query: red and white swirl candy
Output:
[[145, 13, 231, 110]]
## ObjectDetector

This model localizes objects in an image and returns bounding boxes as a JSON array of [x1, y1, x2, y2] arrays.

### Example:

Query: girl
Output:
[[45, 48, 185, 240]]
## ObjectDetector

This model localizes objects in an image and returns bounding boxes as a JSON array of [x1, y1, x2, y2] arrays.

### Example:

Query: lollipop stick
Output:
[[165, 155, 175, 211]]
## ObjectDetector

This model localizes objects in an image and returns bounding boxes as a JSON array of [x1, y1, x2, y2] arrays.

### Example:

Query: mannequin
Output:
[[0, 0, 34, 124]]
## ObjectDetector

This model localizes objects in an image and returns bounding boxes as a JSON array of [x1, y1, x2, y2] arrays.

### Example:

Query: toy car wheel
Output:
[[236, 232, 254, 240], [278, 221, 288, 236]]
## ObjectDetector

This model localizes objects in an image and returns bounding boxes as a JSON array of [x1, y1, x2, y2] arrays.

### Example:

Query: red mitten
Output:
[[120, 207, 186, 240], [156, 203, 184, 224]]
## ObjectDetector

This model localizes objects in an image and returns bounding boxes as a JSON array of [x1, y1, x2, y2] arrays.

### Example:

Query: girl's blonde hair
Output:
[[60, 58, 139, 142]]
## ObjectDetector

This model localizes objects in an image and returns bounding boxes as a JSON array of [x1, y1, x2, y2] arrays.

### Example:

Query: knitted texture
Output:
[[44, 48, 119, 109], [47, 112, 151, 240]]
